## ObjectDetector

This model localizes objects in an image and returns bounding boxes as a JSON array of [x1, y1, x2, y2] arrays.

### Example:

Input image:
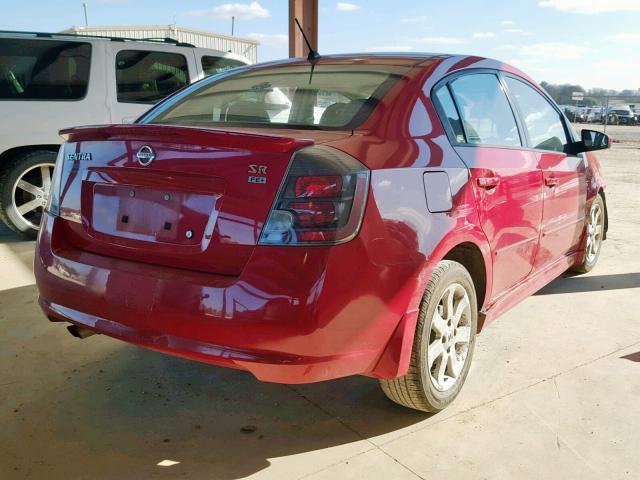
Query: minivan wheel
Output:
[[571, 194, 605, 274], [0, 150, 56, 239], [380, 260, 477, 412]]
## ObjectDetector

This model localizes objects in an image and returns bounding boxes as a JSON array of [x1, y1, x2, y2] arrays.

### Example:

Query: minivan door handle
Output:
[[477, 176, 500, 189], [545, 176, 559, 187]]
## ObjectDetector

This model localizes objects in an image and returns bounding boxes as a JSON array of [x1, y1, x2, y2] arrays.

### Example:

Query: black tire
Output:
[[380, 260, 478, 412], [571, 194, 605, 274], [0, 150, 57, 239]]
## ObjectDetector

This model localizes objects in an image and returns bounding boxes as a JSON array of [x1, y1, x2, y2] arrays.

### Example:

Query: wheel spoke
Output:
[[443, 286, 455, 319], [436, 353, 447, 386], [447, 350, 460, 378], [453, 294, 468, 325], [428, 339, 445, 368], [40, 166, 52, 189], [431, 312, 447, 336], [16, 198, 42, 215], [16, 179, 43, 197], [594, 224, 602, 237]]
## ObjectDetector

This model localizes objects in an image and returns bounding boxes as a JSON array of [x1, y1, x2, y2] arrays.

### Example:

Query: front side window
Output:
[[201, 56, 246, 76], [505, 77, 568, 153], [116, 50, 189, 104], [0, 38, 91, 100], [145, 63, 409, 130], [448, 73, 521, 147]]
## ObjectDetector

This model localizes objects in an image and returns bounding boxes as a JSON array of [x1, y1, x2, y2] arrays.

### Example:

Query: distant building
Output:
[[61, 24, 259, 63]]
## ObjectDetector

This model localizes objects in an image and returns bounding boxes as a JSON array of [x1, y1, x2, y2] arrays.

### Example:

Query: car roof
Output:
[[244, 53, 536, 88]]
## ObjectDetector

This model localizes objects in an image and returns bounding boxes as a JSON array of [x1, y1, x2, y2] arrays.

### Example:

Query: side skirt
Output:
[[478, 252, 577, 331]]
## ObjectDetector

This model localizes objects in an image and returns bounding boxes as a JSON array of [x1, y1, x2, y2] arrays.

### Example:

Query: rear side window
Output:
[[116, 50, 189, 104], [434, 86, 465, 143], [201, 56, 246, 76], [505, 77, 568, 153], [448, 73, 521, 147], [0, 38, 91, 100]]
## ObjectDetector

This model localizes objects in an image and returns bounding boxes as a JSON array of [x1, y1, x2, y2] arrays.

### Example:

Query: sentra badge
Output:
[[66, 152, 92, 161]]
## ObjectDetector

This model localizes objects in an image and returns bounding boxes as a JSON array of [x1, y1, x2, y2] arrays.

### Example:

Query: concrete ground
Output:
[[1, 126, 639, 479]]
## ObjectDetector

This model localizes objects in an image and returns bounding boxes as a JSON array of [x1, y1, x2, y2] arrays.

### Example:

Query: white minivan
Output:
[[0, 31, 250, 237]]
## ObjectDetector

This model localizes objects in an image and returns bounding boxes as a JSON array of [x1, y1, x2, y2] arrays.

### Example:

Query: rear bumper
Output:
[[35, 213, 420, 383], [39, 298, 373, 383]]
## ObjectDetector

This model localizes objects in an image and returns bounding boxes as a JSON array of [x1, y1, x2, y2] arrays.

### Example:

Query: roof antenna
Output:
[[293, 18, 320, 84], [294, 18, 320, 61]]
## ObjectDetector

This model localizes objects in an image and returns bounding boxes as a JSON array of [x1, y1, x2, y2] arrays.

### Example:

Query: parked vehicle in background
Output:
[[563, 105, 586, 123], [605, 106, 636, 125], [586, 107, 604, 123], [35, 53, 609, 413], [0, 30, 250, 237]]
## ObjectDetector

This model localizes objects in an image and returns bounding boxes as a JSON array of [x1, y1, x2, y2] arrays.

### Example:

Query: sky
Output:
[[2, 0, 640, 90]]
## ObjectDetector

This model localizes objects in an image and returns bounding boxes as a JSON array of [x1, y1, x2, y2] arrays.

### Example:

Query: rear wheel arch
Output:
[[0, 145, 60, 168], [442, 241, 488, 313]]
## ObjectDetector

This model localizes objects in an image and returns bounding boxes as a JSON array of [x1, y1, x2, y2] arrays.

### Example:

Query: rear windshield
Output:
[[0, 38, 91, 100], [145, 63, 409, 130], [201, 55, 247, 76]]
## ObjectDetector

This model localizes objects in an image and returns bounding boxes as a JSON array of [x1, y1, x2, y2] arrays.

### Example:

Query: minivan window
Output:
[[449, 73, 521, 147], [116, 50, 189, 104], [0, 39, 91, 100], [145, 63, 409, 130], [505, 77, 568, 153], [201, 56, 246, 76], [434, 86, 465, 143]]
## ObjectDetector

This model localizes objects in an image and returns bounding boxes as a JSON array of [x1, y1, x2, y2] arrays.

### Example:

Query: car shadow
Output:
[[0, 222, 27, 243], [1, 284, 429, 479], [620, 351, 640, 363], [534, 272, 640, 295]]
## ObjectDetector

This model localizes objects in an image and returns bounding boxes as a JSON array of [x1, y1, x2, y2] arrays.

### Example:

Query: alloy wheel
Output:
[[428, 283, 472, 392], [11, 163, 55, 231], [586, 201, 604, 264]]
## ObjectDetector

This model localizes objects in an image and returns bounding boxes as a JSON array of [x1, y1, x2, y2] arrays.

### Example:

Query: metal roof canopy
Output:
[[60, 24, 258, 63]]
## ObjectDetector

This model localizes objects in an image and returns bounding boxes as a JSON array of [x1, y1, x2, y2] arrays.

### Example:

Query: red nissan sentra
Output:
[[35, 54, 609, 412]]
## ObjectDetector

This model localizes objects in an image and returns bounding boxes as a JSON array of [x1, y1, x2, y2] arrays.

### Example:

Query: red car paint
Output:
[[35, 54, 606, 383]]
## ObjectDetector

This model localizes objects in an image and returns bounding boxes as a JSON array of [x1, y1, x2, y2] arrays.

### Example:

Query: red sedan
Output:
[[35, 54, 609, 412]]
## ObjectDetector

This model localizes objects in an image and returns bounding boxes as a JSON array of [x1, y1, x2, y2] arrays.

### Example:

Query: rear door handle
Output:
[[477, 176, 500, 189], [545, 176, 559, 187]]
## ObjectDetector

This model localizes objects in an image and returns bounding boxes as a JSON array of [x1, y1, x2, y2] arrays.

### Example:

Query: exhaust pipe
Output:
[[67, 325, 97, 339]]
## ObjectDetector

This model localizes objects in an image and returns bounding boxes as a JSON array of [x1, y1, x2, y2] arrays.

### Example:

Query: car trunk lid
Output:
[[57, 124, 315, 275]]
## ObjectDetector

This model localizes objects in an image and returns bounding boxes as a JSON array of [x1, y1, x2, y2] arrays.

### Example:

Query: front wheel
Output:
[[0, 150, 56, 239], [380, 260, 478, 412], [571, 195, 605, 273]]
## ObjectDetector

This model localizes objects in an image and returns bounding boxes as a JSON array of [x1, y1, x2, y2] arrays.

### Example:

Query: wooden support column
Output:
[[289, 0, 318, 58]]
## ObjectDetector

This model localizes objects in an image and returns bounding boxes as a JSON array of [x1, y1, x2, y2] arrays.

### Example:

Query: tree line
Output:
[[540, 82, 640, 106]]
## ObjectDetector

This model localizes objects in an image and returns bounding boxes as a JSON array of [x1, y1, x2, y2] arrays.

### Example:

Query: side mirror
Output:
[[571, 129, 610, 154]]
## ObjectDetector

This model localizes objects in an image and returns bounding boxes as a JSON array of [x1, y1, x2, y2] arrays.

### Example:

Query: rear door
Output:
[[107, 43, 197, 123], [434, 72, 544, 300], [503, 75, 587, 270]]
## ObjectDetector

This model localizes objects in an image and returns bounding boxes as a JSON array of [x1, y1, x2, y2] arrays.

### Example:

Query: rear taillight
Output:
[[45, 144, 65, 217], [259, 145, 370, 246]]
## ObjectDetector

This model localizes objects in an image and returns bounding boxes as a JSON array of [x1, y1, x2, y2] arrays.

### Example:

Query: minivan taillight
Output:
[[259, 145, 370, 246]]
